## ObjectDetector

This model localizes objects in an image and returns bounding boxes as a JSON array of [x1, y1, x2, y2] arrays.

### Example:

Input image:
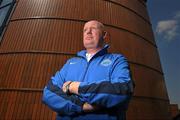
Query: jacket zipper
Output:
[[81, 58, 94, 82]]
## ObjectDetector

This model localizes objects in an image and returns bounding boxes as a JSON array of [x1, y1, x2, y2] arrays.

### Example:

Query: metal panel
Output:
[[11, 0, 155, 44], [0, 0, 171, 119]]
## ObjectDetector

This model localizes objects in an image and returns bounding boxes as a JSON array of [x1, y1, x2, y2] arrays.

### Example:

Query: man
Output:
[[42, 20, 134, 120]]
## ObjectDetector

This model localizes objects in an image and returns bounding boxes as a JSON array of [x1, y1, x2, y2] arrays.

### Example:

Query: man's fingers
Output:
[[83, 103, 100, 112], [62, 81, 72, 93]]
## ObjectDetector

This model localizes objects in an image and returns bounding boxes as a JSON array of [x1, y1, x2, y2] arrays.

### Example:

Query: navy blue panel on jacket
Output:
[[42, 44, 134, 120]]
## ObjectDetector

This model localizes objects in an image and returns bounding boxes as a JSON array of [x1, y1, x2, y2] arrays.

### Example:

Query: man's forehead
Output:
[[84, 21, 103, 28]]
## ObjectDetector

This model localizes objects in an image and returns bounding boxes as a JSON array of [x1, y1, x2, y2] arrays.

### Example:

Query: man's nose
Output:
[[86, 28, 92, 34]]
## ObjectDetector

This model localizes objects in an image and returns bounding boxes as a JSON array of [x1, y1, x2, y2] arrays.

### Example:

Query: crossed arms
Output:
[[42, 55, 133, 115]]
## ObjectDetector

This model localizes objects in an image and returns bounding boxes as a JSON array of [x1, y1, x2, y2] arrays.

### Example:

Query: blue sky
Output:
[[147, 0, 180, 108]]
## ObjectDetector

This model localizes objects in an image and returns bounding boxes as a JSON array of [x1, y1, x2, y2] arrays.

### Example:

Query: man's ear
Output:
[[103, 31, 110, 44], [103, 31, 107, 39]]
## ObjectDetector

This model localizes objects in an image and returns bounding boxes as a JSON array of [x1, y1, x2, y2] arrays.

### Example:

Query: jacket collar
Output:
[[77, 44, 109, 59]]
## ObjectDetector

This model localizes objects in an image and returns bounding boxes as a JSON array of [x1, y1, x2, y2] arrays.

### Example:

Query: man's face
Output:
[[83, 21, 103, 49]]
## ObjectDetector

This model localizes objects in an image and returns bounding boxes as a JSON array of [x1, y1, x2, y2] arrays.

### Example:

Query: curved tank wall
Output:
[[0, 0, 171, 119]]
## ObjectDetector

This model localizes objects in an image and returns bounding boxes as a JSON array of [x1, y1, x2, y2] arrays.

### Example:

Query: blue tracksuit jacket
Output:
[[42, 44, 134, 120]]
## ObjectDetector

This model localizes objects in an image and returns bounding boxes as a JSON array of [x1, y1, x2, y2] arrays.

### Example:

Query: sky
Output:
[[147, 0, 180, 108]]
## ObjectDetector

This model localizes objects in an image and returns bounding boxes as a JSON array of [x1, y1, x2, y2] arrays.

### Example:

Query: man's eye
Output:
[[83, 29, 87, 32], [92, 27, 98, 30]]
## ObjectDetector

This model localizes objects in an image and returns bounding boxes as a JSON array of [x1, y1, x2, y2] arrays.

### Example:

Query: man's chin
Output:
[[84, 45, 97, 49], [85, 47, 95, 50]]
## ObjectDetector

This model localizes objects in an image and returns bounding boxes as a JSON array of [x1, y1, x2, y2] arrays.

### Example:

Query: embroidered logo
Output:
[[100, 59, 112, 66]]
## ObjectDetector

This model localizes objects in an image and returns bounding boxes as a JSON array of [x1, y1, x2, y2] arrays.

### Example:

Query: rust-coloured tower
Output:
[[0, 0, 171, 119]]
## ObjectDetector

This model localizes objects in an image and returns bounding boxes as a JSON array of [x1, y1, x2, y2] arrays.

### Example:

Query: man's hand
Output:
[[62, 81, 100, 112], [83, 102, 100, 112], [62, 81, 72, 93], [62, 81, 80, 95]]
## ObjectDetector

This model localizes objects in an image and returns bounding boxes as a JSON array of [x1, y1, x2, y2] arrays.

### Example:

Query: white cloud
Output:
[[174, 11, 180, 19], [156, 19, 179, 41], [156, 20, 177, 33], [164, 25, 178, 40]]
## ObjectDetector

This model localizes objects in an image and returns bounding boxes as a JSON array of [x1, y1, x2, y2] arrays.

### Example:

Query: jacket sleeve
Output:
[[78, 55, 134, 108], [42, 60, 84, 115]]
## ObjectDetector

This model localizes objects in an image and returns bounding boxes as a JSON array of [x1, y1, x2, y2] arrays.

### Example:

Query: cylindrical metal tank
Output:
[[0, 0, 171, 119]]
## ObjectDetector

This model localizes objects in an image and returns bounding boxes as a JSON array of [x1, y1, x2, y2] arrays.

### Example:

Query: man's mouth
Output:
[[86, 36, 93, 40]]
